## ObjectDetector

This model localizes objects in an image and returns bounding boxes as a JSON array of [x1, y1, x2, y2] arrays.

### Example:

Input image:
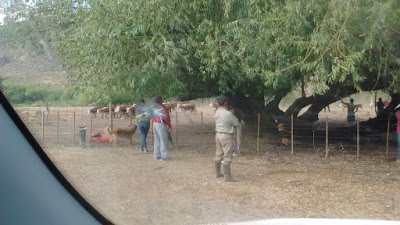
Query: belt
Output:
[[216, 132, 233, 135]]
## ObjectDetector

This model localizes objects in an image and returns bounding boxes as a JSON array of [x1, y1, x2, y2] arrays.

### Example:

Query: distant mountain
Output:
[[0, 42, 69, 87]]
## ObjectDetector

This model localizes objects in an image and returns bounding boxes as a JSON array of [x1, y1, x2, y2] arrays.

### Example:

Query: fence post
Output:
[[130, 116, 133, 145], [357, 116, 360, 161], [57, 111, 60, 143], [257, 113, 260, 156], [291, 114, 294, 155], [73, 111, 76, 145], [201, 111, 204, 148], [42, 111, 45, 141], [386, 116, 391, 161], [175, 110, 178, 146], [89, 113, 93, 139], [109, 102, 113, 128], [151, 120, 154, 148], [325, 116, 329, 158]]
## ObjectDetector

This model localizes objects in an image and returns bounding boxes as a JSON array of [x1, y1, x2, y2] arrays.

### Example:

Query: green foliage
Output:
[[1, 82, 74, 105], [1, 0, 399, 105]]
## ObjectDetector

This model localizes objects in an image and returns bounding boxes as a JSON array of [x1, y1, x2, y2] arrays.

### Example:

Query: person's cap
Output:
[[155, 96, 162, 103], [216, 95, 229, 106], [395, 104, 400, 110]]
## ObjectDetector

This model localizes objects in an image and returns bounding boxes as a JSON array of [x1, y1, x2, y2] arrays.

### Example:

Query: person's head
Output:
[[155, 96, 163, 104], [350, 98, 354, 104], [216, 95, 229, 107], [379, 98, 382, 101]]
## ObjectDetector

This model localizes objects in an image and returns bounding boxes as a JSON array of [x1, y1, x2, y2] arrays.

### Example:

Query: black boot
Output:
[[215, 162, 223, 178], [223, 164, 235, 182]]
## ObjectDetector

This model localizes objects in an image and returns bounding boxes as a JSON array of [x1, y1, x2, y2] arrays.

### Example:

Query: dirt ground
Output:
[[16, 105, 400, 224]]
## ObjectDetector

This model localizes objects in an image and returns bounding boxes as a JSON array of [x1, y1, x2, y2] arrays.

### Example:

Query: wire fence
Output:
[[14, 105, 399, 160]]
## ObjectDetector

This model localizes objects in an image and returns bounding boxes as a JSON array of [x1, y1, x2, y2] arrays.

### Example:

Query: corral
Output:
[[14, 103, 400, 224]]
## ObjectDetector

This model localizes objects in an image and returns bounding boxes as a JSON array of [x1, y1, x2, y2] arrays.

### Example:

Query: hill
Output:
[[0, 41, 70, 87]]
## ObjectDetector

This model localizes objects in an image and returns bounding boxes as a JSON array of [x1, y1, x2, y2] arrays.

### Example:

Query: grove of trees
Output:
[[1, 0, 399, 123]]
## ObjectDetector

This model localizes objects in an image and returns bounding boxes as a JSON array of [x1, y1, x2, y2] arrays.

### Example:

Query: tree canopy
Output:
[[1, 0, 399, 119]]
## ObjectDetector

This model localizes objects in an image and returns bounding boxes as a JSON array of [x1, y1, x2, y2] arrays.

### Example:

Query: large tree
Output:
[[1, 0, 399, 121]]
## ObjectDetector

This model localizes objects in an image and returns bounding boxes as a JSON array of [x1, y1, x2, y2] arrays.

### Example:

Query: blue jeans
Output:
[[397, 133, 400, 160], [138, 121, 150, 149]]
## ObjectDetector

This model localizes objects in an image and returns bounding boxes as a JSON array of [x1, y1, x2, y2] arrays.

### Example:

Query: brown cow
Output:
[[97, 106, 116, 119], [114, 104, 130, 119], [126, 104, 136, 117], [177, 103, 196, 112], [88, 106, 103, 118]]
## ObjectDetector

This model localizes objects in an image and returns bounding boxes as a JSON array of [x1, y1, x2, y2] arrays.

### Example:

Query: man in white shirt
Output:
[[214, 95, 240, 182]]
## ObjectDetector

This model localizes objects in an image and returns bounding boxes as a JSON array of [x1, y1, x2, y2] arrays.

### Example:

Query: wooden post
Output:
[[57, 111, 60, 143], [151, 120, 154, 147], [89, 114, 93, 139], [325, 116, 329, 158], [386, 116, 391, 160], [109, 102, 113, 129], [42, 111, 45, 141], [237, 122, 242, 156], [175, 110, 178, 146], [73, 111, 76, 145], [130, 116, 133, 145], [201, 111, 204, 147], [313, 130, 315, 151], [357, 116, 360, 161], [257, 113, 260, 155], [291, 114, 294, 155]]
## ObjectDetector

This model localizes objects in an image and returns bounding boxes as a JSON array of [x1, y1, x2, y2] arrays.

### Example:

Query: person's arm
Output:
[[162, 107, 172, 132], [229, 112, 240, 127]]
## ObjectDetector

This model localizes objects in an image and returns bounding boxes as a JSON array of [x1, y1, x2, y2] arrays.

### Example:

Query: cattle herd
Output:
[[88, 102, 198, 119]]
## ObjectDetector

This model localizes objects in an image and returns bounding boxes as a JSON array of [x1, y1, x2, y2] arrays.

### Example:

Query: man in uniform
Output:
[[214, 95, 240, 182]]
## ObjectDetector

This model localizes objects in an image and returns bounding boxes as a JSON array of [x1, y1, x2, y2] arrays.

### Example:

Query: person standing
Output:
[[341, 98, 358, 126], [214, 95, 240, 182], [395, 104, 400, 162], [152, 96, 172, 161], [377, 98, 385, 116], [136, 99, 151, 152]]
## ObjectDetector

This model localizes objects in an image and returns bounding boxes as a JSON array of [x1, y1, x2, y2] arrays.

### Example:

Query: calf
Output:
[[177, 103, 196, 112]]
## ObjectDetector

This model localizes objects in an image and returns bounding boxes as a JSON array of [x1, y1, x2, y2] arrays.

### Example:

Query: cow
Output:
[[177, 103, 196, 112], [163, 102, 177, 112], [126, 104, 136, 117], [114, 104, 130, 119], [97, 106, 116, 119], [88, 106, 103, 118]]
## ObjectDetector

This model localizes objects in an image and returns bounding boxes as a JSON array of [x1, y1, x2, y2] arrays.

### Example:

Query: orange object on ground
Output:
[[90, 136, 110, 143]]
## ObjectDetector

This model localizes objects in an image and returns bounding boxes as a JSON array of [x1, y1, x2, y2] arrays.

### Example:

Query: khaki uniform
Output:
[[215, 107, 240, 164]]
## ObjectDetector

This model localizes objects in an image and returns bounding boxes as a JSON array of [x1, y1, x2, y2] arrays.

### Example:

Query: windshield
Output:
[[1, 0, 400, 224]]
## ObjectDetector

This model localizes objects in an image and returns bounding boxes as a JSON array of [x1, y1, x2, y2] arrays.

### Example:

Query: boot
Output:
[[215, 162, 223, 178], [223, 164, 235, 182]]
